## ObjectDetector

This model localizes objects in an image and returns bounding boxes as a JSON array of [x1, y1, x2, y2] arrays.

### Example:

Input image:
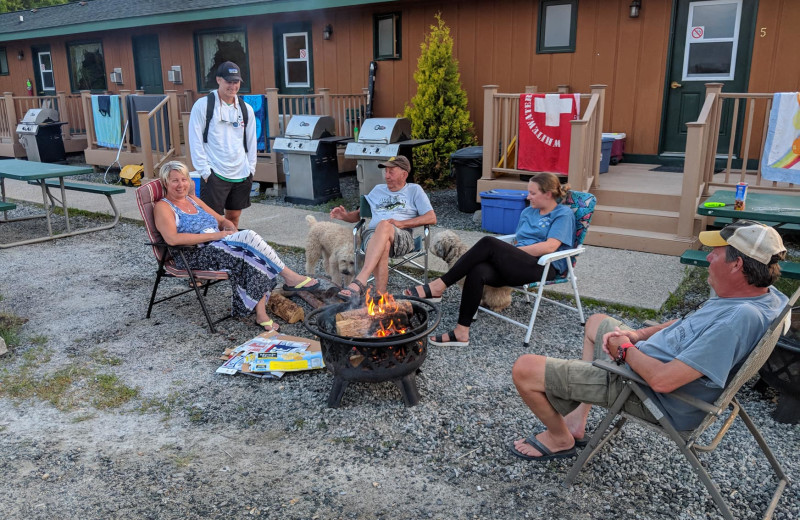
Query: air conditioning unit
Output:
[[168, 65, 182, 84], [109, 68, 123, 84]]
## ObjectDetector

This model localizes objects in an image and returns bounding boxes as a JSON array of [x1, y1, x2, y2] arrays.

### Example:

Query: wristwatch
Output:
[[614, 342, 637, 365]]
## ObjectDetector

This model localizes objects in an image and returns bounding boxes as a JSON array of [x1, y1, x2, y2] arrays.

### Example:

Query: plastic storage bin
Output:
[[480, 189, 528, 234], [451, 146, 483, 213], [189, 172, 202, 197], [602, 132, 626, 165], [599, 136, 615, 174]]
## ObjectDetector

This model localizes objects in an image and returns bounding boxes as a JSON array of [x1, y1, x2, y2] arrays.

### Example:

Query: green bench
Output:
[[711, 217, 800, 234], [680, 249, 800, 280], [0, 201, 16, 211], [28, 179, 126, 195]]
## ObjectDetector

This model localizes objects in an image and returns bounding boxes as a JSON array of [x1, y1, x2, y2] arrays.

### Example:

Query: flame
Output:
[[374, 319, 408, 337], [366, 288, 400, 316]]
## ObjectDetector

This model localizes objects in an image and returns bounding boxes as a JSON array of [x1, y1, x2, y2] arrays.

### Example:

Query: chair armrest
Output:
[[537, 247, 586, 266], [497, 234, 516, 244], [353, 218, 367, 236], [592, 360, 718, 414]]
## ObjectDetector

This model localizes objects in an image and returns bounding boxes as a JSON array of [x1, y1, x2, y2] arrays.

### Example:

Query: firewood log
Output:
[[267, 292, 305, 323], [335, 303, 413, 337]]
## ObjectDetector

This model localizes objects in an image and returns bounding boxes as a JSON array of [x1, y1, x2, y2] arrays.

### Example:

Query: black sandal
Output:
[[403, 283, 442, 303], [338, 279, 366, 299], [428, 330, 468, 347]]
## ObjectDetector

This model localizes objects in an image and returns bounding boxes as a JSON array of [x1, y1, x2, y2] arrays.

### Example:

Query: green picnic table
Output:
[[697, 190, 800, 227]]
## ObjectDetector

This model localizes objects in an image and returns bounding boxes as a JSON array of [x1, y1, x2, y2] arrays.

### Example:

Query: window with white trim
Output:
[[682, 0, 742, 81]]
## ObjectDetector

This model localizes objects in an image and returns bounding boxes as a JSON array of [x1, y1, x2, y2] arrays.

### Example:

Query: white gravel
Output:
[[0, 206, 798, 520]]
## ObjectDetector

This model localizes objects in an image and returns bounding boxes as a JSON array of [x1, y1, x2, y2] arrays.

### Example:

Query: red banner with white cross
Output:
[[517, 93, 580, 175]]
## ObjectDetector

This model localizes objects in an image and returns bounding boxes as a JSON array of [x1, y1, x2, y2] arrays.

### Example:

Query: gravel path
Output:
[[0, 205, 798, 520]]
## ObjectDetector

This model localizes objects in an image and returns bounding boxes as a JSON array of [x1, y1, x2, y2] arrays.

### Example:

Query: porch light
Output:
[[17, 50, 23, 60], [629, 0, 641, 18], [323, 24, 333, 40]]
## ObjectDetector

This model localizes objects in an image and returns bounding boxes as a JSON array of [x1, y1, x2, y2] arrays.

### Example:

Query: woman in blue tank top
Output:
[[154, 161, 319, 331]]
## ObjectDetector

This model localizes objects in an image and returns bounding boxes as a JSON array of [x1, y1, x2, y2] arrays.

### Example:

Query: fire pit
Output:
[[304, 294, 440, 408]]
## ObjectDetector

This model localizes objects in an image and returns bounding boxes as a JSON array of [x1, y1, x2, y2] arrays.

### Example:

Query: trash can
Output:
[[599, 136, 615, 174], [451, 146, 483, 213]]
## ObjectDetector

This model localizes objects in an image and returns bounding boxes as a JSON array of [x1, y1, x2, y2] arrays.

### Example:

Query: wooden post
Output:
[[165, 90, 181, 156], [80, 90, 95, 149], [181, 112, 194, 170], [4, 92, 17, 142], [482, 85, 499, 181], [56, 91, 70, 142], [319, 87, 330, 115], [704, 83, 724, 185], [139, 111, 154, 178], [677, 121, 706, 239], [589, 85, 607, 190], [266, 88, 280, 142]]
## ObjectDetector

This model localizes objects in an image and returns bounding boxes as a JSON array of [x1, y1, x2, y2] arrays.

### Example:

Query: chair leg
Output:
[[178, 251, 218, 334], [523, 282, 547, 347], [566, 264, 585, 324], [146, 254, 169, 319]]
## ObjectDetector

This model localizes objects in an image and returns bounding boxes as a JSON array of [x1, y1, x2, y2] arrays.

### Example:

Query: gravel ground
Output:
[[1, 202, 799, 520]]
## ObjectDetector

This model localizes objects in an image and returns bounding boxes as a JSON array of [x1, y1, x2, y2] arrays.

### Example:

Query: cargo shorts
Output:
[[543, 317, 657, 423], [361, 226, 415, 257]]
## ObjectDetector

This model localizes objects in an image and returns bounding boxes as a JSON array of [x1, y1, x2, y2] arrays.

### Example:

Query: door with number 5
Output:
[[660, 0, 757, 156]]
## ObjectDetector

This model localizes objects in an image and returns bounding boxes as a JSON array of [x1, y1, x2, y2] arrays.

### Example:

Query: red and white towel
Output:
[[517, 93, 580, 174]]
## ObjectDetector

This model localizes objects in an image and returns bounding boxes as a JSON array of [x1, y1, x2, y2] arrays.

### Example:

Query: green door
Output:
[[132, 35, 163, 94], [660, 0, 756, 155], [273, 22, 314, 97]]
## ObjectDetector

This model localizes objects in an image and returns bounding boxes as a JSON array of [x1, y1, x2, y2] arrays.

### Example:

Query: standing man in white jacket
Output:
[[188, 61, 257, 230]]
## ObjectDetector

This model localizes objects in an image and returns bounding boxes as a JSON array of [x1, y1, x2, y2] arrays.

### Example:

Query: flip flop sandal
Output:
[[508, 436, 577, 462], [428, 330, 468, 347], [403, 283, 442, 303], [258, 319, 279, 332], [338, 279, 366, 299], [282, 276, 320, 292]]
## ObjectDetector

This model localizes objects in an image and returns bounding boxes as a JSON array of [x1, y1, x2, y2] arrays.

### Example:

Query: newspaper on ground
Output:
[[217, 330, 324, 379]]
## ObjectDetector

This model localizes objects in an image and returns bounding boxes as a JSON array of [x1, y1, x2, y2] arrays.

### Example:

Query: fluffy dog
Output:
[[305, 215, 357, 287], [431, 230, 513, 311]]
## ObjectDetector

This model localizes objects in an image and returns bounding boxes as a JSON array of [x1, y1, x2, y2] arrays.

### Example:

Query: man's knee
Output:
[[584, 313, 610, 343], [512, 354, 546, 387]]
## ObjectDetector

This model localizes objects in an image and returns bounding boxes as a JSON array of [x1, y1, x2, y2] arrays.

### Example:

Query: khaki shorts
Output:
[[361, 226, 415, 257], [543, 317, 657, 422]]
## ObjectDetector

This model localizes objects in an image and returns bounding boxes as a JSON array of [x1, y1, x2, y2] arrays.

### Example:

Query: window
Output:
[[0, 48, 8, 76], [283, 32, 310, 87], [682, 0, 742, 81], [537, 0, 578, 54], [194, 27, 250, 92], [374, 13, 401, 60], [66, 41, 107, 92]]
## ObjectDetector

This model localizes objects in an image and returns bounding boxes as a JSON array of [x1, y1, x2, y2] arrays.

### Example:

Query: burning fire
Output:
[[365, 288, 407, 337]]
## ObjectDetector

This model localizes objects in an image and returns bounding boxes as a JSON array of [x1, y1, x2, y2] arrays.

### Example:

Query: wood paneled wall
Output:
[[0, 0, 797, 157]]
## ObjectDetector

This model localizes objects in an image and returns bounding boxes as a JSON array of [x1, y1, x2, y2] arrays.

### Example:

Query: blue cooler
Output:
[[599, 136, 615, 174], [480, 189, 528, 234], [189, 172, 202, 197]]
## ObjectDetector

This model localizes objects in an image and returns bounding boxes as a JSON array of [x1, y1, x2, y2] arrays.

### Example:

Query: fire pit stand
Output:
[[304, 295, 440, 408]]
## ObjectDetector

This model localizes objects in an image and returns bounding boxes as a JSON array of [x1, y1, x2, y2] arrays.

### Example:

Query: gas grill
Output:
[[344, 118, 432, 195], [16, 107, 68, 163], [272, 115, 349, 205]]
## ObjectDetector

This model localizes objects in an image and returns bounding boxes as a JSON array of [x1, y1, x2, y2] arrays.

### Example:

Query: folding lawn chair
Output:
[[477, 190, 596, 346], [135, 179, 229, 333], [353, 195, 432, 286], [564, 286, 800, 520]]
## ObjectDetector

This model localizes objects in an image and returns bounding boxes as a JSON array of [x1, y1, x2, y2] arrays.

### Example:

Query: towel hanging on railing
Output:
[[517, 93, 580, 175], [761, 92, 800, 184]]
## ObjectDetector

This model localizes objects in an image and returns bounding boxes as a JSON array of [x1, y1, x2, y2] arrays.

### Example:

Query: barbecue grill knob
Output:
[[362, 147, 367, 153], [298, 143, 303, 148]]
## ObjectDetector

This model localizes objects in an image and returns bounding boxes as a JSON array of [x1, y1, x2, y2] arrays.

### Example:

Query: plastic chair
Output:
[[135, 180, 229, 333], [477, 190, 596, 346], [352, 195, 431, 286], [564, 286, 800, 520]]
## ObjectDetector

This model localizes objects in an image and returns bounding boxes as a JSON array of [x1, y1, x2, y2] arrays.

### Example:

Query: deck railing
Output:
[[681, 84, 800, 238], [0, 92, 86, 146], [481, 84, 606, 193]]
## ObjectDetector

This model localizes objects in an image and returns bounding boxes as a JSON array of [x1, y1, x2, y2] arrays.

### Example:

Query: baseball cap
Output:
[[216, 61, 242, 82], [378, 155, 411, 172], [698, 219, 786, 265]]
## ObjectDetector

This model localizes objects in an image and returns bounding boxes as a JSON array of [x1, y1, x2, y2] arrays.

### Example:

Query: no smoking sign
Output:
[[691, 26, 704, 40]]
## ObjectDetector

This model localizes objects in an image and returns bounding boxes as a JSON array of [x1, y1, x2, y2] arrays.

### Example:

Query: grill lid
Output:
[[21, 108, 59, 125], [284, 115, 335, 140], [357, 118, 411, 144]]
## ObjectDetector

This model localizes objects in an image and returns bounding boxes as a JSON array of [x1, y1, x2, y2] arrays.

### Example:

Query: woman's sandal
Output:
[[403, 283, 442, 303], [281, 276, 320, 292], [338, 279, 366, 299], [258, 319, 280, 332], [428, 330, 468, 347]]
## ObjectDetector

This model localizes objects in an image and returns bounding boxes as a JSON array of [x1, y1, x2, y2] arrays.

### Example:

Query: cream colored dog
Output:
[[305, 215, 357, 287], [431, 230, 513, 311]]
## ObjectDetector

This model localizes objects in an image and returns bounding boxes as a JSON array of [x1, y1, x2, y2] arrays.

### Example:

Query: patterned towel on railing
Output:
[[91, 94, 122, 149], [242, 95, 267, 152], [762, 92, 800, 183], [517, 93, 580, 175]]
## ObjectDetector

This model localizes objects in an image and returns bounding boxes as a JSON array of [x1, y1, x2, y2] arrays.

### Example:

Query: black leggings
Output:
[[440, 236, 558, 327]]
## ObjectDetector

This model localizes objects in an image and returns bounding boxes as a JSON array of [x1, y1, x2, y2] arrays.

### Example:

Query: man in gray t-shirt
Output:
[[330, 155, 436, 297], [509, 220, 789, 461]]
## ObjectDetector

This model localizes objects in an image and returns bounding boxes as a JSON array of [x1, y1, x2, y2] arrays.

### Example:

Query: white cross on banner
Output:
[[518, 93, 580, 174]]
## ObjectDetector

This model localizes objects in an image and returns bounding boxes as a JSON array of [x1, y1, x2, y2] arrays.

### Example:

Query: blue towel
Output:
[[91, 95, 122, 149], [242, 94, 268, 152]]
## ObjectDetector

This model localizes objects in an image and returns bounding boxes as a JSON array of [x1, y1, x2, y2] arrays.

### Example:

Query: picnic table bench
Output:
[[680, 249, 800, 280], [0, 201, 16, 212]]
